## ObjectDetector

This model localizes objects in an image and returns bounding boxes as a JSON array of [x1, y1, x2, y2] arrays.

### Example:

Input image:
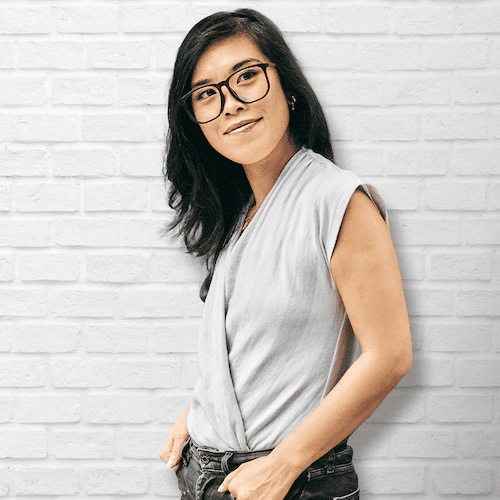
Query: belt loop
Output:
[[326, 448, 336, 473], [221, 451, 233, 473]]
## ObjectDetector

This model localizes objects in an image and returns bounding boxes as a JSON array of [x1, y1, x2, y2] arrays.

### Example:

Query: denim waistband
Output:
[[184, 436, 350, 474]]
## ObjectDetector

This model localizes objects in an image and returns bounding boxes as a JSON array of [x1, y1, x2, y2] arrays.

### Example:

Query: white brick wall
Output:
[[0, 0, 498, 498]]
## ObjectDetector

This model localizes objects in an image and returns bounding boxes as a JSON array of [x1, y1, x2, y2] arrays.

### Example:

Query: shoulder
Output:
[[300, 148, 361, 199]]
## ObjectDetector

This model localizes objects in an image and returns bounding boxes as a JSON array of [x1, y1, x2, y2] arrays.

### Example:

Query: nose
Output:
[[221, 85, 247, 116]]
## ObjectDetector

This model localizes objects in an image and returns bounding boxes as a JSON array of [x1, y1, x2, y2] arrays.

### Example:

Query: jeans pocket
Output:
[[176, 437, 191, 475], [333, 486, 360, 500]]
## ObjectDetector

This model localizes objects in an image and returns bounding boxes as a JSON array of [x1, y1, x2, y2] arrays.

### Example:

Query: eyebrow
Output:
[[191, 58, 263, 89]]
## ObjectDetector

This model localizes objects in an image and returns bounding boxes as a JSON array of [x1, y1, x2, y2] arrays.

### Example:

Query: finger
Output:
[[217, 469, 237, 493], [166, 438, 185, 469], [158, 436, 174, 464]]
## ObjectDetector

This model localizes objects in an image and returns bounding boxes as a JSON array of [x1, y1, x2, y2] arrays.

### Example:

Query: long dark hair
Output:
[[161, 8, 334, 301]]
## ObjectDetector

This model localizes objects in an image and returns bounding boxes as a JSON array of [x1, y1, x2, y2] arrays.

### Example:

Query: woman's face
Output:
[[190, 34, 294, 165]]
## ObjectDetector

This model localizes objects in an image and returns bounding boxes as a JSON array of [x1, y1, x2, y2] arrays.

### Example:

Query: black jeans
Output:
[[175, 436, 359, 500]]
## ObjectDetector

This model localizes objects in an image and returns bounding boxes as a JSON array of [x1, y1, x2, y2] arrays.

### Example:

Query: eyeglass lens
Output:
[[188, 66, 269, 123]]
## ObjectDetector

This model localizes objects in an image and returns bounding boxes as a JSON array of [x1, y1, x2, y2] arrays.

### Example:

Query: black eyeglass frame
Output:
[[180, 62, 278, 124]]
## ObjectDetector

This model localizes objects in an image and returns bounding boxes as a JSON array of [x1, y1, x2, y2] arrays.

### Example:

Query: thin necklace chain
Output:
[[241, 200, 258, 232]]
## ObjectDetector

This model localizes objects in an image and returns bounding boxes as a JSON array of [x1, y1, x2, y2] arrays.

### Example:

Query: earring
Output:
[[288, 95, 296, 111]]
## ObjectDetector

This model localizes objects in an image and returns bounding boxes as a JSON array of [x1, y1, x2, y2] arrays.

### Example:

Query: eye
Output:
[[194, 87, 217, 101], [237, 70, 258, 84]]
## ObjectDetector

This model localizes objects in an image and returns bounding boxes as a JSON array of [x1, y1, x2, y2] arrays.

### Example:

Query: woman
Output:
[[159, 8, 412, 500]]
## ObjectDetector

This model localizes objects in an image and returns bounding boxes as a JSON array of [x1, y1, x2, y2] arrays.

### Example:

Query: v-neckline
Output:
[[230, 146, 308, 248]]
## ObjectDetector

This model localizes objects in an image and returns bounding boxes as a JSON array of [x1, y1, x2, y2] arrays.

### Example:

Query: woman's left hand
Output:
[[217, 454, 299, 500]]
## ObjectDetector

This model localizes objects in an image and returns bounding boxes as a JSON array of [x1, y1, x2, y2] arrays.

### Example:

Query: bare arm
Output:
[[268, 186, 413, 474]]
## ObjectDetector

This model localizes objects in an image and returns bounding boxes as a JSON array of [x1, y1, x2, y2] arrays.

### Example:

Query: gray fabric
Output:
[[186, 146, 389, 452]]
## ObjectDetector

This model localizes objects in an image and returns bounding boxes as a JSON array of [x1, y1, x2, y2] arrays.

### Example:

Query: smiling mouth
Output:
[[226, 118, 262, 134]]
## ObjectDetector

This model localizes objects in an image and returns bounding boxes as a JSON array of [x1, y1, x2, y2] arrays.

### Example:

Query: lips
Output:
[[225, 118, 262, 134]]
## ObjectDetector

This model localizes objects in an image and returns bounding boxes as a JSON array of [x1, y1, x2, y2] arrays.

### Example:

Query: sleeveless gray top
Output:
[[186, 146, 389, 452]]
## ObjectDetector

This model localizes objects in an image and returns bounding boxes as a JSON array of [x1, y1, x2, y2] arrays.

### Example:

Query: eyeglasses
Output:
[[180, 62, 277, 124]]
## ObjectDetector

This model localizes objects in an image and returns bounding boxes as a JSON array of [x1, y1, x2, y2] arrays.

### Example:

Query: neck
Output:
[[241, 138, 300, 208]]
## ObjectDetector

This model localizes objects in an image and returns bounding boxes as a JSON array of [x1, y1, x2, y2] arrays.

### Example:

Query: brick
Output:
[[348, 425, 390, 458], [52, 148, 117, 177], [120, 147, 163, 177], [0, 8, 51, 34], [488, 182, 500, 210], [357, 41, 420, 71], [15, 183, 80, 212], [0, 182, 11, 211], [115, 360, 182, 388], [393, 430, 455, 457], [386, 147, 448, 176], [457, 290, 500, 316], [430, 394, 492, 423], [0, 430, 46, 458], [394, 7, 453, 34], [12, 114, 79, 142], [423, 41, 489, 69], [20, 253, 81, 281], [324, 6, 388, 33], [119, 289, 185, 318], [9, 467, 78, 495], [122, 219, 181, 248], [458, 431, 500, 457], [51, 359, 112, 388], [52, 77, 115, 105], [429, 252, 490, 281], [151, 183, 171, 212], [422, 323, 490, 352], [150, 252, 204, 283], [423, 111, 489, 140], [83, 466, 148, 495], [288, 39, 353, 70], [366, 390, 425, 423], [87, 394, 150, 423], [85, 324, 149, 353], [82, 114, 148, 141], [54, 431, 114, 458], [0, 360, 44, 387], [117, 77, 169, 106], [457, 7, 500, 33], [433, 466, 492, 495], [87, 42, 150, 69], [153, 324, 199, 354], [398, 357, 454, 387], [0, 395, 13, 422], [0, 77, 46, 105], [455, 74, 500, 103], [7, 324, 79, 353], [154, 393, 192, 424], [381, 75, 450, 106], [0, 41, 15, 68], [258, 4, 322, 33], [120, 430, 172, 458], [84, 182, 147, 211], [454, 146, 500, 175], [122, 5, 187, 32], [0, 148, 47, 176], [154, 37, 184, 69], [315, 76, 381, 105], [0, 289, 47, 317], [16, 395, 80, 423], [54, 219, 120, 246], [357, 112, 419, 140], [0, 220, 50, 247], [52, 290, 117, 318], [426, 182, 486, 210], [19, 41, 85, 69], [404, 288, 453, 316], [463, 218, 500, 245], [54, 6, 118, 33], [361, 466, 425, 494], [184, 357, 200, 388], [458, 360, 500, 387], [0, 254, 14, 281]]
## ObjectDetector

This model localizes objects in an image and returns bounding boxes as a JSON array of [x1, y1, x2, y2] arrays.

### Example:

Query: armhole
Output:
[[326, 181, 389, 262]]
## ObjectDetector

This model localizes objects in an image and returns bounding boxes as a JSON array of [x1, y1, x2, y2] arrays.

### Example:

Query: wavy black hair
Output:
[[161, 8, 334, 301]]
